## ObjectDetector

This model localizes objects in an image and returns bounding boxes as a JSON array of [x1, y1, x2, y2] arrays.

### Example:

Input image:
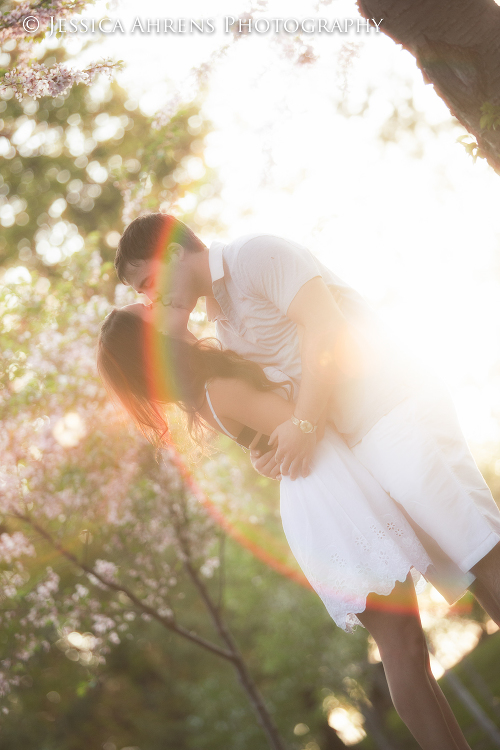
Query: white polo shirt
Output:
[[208, 233, 421, 447]]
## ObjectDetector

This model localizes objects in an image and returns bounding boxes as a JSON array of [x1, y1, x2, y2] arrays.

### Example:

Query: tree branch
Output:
[[182, 554, 288, 750], [13, 511, 235, 662]]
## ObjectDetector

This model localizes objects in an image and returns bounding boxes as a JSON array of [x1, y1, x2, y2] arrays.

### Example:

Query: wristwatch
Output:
[[291, 415, 317, 434]]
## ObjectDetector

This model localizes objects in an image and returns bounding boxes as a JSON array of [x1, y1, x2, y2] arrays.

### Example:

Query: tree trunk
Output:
[[357, 0, 500, 172]]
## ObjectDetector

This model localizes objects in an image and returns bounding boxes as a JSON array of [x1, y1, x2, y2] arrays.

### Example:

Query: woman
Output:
[[98, 303, 494, 750]]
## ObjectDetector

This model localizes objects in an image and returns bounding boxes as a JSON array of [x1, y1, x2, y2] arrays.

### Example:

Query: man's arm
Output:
[[270, 276, 367, 480], [249, 321, 328, 482]]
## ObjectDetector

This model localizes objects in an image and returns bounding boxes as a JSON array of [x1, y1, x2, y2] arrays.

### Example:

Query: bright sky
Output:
[[63, 0, 500, 451]]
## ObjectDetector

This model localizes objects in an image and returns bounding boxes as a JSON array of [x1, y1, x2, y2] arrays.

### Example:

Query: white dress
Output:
[[205, 375, 433, 632], [204, 370, 493, 634], [279, 425, 433, 632]]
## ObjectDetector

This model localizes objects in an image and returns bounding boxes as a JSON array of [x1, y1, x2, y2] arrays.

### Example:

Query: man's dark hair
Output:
[[114, 213, 206, 284]]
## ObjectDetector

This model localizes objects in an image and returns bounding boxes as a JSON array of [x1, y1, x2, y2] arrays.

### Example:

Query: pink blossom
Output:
[[0, 0, 89, 41], [0, 672, 13, 697], [200, 556, 220, 579], [0, 269, 245, 704], [91, 613, 116, 634], [0, 532, 36, 563], [72, 584, 89, 600], [151, 92, 183, 131], [93, 559, 119, 582], [2, 59, 120, 102], [26, 567, 60, 603]]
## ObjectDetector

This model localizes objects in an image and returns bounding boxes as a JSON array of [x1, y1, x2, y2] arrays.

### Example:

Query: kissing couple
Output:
[[97, 212, 500, 749]]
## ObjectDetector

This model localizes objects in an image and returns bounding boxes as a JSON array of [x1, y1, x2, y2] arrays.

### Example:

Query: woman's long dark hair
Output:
[[97, 309, 291, 451]]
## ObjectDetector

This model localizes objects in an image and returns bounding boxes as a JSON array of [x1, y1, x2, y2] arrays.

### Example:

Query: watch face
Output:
[[300, 421, 313, 433]]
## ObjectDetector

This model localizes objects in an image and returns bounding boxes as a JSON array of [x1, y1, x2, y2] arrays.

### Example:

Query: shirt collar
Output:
[[208, 241, 225, 283]]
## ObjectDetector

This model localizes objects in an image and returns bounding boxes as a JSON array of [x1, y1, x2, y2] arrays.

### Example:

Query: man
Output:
[[114, 212, 500, 618]]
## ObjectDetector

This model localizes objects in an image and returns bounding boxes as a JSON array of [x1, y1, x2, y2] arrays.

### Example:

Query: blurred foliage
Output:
[[376, 91, 457, 154], [457, 134, 485, 165], [0, 252, 374, 750], [0, 535, 372, 750], [0, 39, 221, 279]]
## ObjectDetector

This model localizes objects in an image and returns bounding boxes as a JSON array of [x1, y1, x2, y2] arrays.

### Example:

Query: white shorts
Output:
[[351, 375, 500, 604]]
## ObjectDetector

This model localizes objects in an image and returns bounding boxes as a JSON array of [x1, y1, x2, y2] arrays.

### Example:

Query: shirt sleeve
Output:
[[234, 235, 321, 315]]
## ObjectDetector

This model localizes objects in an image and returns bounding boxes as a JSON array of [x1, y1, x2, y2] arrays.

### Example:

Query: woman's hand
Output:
[[249, 432, 282, 480], [267, 410, 327, 481], [269, 420, 316, 481]]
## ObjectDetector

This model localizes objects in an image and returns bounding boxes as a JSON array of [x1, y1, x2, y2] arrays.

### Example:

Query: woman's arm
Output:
[[206, 377, 295, 438]]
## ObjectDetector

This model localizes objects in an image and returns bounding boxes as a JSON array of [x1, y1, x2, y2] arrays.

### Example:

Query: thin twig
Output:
[[182, 553, 288, 750], [217, 530, 226, 614], [13, 511, 235, 662]]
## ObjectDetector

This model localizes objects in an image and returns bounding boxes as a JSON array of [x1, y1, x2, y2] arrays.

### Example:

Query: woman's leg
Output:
[[357, 574, 471, 750], [470, 541, 500, 625]]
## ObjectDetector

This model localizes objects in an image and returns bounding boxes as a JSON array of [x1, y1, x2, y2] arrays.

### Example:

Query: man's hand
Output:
[[269, 419, 317, 480], [249, 432, 282, 480]]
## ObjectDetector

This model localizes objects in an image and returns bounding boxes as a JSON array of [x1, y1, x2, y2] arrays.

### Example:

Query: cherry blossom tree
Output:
[[0, 255, 293, 750], [0, 0, 119, 100]]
